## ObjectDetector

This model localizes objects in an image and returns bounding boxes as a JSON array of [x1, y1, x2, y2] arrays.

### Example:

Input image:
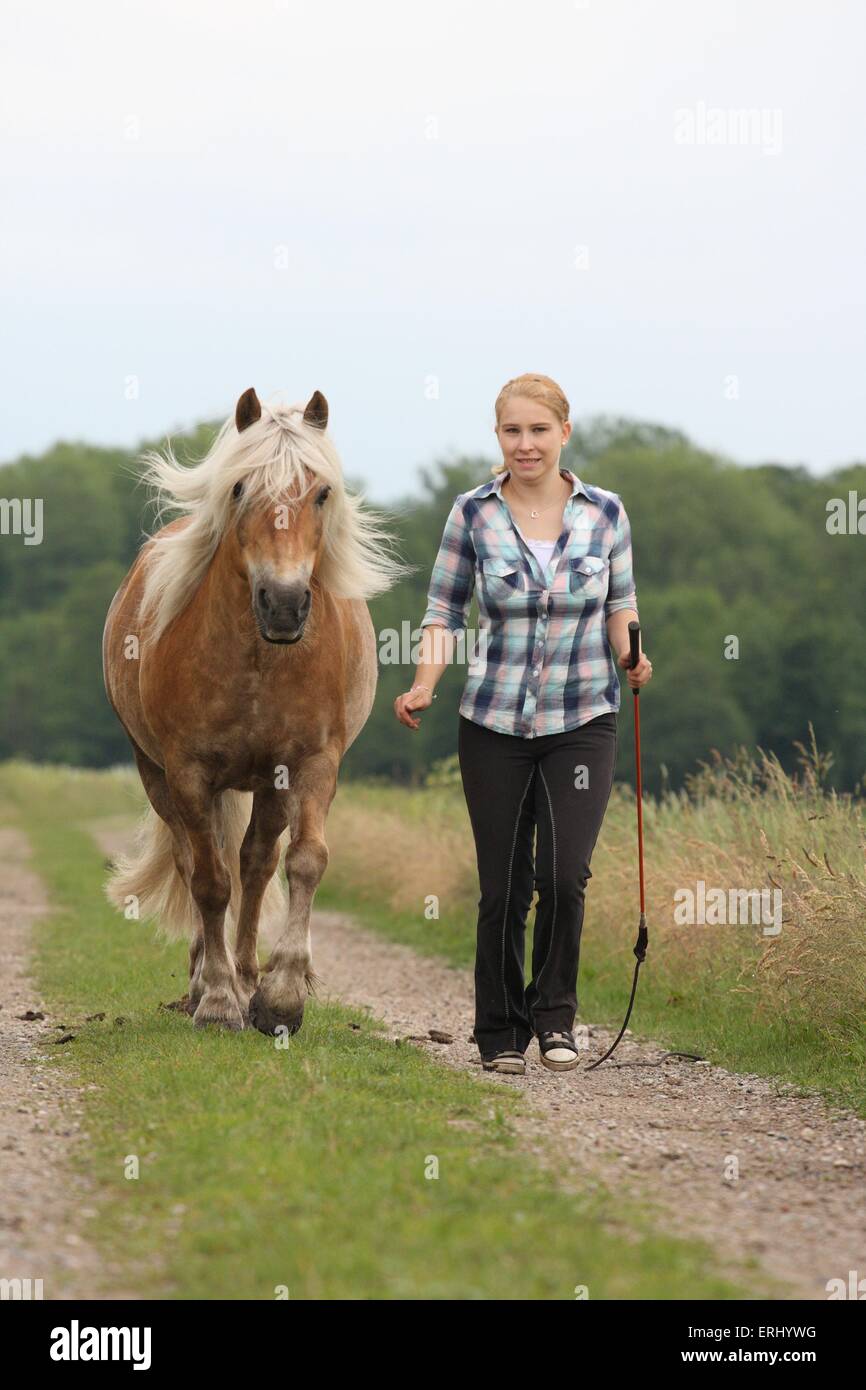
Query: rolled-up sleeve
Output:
[[605, 496, 639, 617], [420, 494, 476, 633]]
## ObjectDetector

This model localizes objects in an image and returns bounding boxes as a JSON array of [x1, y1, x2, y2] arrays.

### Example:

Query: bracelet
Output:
[[411, 683, 438, 700]]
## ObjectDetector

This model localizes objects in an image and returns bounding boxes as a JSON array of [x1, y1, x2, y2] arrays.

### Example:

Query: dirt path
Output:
[[0, 827, 108, 1300], [305, 910, 866, 1300], [92, 820, 866, 1301]]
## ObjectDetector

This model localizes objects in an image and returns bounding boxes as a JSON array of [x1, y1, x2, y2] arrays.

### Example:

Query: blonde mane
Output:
[[137, 397, 414, 643]]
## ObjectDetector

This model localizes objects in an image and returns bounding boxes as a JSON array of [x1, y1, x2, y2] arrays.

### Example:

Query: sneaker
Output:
[[537, 1029, 579, 1071], [481, 1050, 526, 1075]]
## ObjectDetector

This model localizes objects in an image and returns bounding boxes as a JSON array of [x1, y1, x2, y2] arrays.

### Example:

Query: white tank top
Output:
[[525, 537, 557, 582]]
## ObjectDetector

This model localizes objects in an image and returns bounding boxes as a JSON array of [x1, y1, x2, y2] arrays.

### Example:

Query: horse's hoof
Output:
[[193, 991, 245, 1031], [248, 989, 304, 1038]]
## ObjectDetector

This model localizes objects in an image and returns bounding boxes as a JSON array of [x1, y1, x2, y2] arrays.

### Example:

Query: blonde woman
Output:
[[394, 374, 652, 1076]]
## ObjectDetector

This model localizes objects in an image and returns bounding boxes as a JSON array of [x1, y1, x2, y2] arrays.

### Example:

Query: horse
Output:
[[102, 387, 410, 1033]]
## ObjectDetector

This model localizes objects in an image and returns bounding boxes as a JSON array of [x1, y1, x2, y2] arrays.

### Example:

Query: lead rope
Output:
[[584, 622, 702, 1071]]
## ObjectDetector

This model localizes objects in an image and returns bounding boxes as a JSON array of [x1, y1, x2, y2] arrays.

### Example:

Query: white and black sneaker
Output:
[[481, 1050, 526, 1075], [537, 1029, 579, 1071]]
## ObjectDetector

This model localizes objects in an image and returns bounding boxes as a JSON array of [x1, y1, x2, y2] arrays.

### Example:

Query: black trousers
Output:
[[457, 710, 618, 1060]]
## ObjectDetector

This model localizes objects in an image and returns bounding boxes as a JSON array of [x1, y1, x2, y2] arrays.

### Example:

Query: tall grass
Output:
[[634, 725, 866, 1038], [318, 724, 866, 1110]]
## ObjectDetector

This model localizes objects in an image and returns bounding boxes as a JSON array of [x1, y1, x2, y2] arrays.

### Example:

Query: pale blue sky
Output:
[[3, 0, 864, 497]]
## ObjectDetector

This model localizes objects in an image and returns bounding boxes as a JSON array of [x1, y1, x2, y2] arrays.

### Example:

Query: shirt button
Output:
[[532, 668, 539, 676]]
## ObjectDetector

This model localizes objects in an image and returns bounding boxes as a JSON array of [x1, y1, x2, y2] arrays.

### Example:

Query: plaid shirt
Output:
[[419, 468, 639, 738]]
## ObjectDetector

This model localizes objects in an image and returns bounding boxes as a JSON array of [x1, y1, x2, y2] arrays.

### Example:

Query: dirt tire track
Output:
[[0, 826, 114, 1299]]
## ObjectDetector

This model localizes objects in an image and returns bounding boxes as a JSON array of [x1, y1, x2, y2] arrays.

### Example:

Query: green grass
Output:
[[0, 760, 764, 1301]]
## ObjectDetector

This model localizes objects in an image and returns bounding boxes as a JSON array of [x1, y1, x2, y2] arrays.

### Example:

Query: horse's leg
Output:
[[248, 750, 337, 1036], [129, 743, 203, 1010], [233, 788, 290, 1013], [166, 767, 243, 1030]]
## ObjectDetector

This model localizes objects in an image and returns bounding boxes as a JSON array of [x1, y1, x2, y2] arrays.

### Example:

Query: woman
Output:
[[394, 374, 652, 1076]]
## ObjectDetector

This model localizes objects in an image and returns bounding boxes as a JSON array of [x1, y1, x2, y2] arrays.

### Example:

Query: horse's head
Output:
[[139, 385, 407, 650], [230, 387, 333, 645]]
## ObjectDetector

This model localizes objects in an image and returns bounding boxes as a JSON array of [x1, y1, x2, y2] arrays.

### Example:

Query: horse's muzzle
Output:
[[253, 581, 311, 644]]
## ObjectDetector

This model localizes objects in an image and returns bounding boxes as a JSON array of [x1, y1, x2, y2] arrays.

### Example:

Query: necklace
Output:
[[504, 472, 569, 519]]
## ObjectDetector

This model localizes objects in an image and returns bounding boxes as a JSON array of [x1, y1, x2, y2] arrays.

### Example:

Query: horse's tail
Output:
[[104, 791, 287, 943]]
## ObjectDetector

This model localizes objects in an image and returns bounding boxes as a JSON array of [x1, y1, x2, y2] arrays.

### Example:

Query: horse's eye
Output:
[[233, 480, 244, 500], [316, 486, 331, 506]]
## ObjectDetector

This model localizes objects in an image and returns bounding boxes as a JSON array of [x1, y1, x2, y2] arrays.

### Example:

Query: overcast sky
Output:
[[2, 0, 864, 498]]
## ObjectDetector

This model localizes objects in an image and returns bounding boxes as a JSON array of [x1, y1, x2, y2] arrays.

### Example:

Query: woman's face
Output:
[[495, 396, 571, 482]]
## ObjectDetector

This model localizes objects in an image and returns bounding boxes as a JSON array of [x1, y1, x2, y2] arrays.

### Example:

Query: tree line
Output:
[[0, 416, 863, 795]]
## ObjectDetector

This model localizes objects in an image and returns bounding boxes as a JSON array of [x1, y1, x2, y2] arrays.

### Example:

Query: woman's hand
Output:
[[618, 648, 653, 690], [394, 684, 434, 730]]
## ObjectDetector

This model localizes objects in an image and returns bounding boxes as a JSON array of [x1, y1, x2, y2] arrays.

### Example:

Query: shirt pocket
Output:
[[479, 554, 525, 603], [566, 553, 609, 598]]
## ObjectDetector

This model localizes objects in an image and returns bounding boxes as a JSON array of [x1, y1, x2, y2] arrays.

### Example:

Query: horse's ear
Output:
[[236, 387, 262, 433], [303, 390, 329, 431]]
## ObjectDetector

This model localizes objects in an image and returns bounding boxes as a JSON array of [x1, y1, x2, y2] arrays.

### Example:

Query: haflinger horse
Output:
[[103, 387, 410, 1034]]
